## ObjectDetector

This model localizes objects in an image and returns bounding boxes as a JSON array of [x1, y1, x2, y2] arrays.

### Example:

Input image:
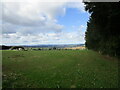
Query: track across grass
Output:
[[2, 50, 118, 88]]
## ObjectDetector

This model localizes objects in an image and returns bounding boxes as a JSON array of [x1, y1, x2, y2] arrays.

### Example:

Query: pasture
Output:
[[2, 50, 118, 88]]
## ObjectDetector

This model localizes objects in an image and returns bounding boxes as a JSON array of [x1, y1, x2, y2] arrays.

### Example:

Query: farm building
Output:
[[10, 46, 25, 50]]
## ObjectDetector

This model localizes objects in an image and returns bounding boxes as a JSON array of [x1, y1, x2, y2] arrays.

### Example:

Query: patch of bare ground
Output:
[[64, 46, 85, 50]]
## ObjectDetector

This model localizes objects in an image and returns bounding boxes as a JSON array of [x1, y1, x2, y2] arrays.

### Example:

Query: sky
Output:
[[0, 0, 90, 45]]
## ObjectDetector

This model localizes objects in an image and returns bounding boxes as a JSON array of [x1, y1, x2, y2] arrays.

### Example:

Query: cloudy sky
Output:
[[0, 0, 89, 45]]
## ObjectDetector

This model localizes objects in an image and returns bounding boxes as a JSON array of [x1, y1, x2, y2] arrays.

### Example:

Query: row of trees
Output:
[[84, 2, 120, 57]]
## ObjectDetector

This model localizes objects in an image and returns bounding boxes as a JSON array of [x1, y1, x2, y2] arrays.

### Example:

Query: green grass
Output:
[[2, 50, 118, 88]]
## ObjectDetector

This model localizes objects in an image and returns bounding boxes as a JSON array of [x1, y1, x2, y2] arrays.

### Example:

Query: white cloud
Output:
[[1, 25, 85, 45], [1, 0, 86, 45], [1, 0, 84, 26], [2, 33, 82, 45]]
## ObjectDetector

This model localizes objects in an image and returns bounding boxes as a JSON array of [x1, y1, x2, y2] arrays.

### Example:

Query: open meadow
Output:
[[2, 50, 118, 88]]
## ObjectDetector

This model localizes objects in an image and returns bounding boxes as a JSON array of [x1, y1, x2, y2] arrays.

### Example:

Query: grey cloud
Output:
[[3, 14, 46, 27], [2, 23, 17, 34], [2, 21, 63, 35]]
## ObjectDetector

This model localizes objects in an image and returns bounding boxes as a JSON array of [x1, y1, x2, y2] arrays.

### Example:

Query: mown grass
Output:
[[2, 50, 118, 88]]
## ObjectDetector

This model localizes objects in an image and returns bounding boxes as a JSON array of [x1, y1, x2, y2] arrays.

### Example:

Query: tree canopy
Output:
[[84, 2, 120, 57]]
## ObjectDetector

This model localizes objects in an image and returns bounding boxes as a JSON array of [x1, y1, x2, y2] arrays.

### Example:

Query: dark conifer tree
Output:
[[84, 2, 120, 57]]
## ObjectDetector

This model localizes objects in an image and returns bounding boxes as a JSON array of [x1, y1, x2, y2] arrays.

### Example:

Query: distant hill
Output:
[[23, 44, 85, 48]]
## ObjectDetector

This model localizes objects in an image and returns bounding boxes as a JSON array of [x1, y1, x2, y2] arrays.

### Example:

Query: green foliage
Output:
[[2, 50, 118, 88], [84, 2, 120, 57], [53, 47, 57, 50]]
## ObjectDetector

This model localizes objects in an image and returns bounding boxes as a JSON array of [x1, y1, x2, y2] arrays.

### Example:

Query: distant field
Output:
[[64, 46, 85, 50], [2, 50, 118, 88]]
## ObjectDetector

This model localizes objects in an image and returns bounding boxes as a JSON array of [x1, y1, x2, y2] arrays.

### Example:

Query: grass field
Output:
[[2, 50, 118, 88]]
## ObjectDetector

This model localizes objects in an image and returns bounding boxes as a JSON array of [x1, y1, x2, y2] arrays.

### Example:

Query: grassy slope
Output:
[[2, 50, 118, 88]]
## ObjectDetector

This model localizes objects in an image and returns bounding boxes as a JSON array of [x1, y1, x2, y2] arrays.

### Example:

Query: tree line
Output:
[[84, 2, 120, 58]]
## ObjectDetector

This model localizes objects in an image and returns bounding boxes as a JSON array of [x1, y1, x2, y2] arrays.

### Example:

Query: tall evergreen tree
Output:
[[84, 2, 120, 57]]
